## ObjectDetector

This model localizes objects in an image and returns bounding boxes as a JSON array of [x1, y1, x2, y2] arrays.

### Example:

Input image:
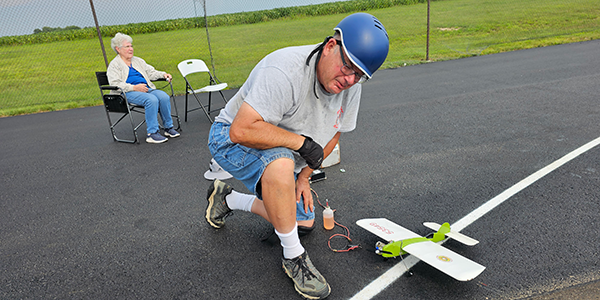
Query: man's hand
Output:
[[297, 135, 323, 170], [296, 172, 313, 213]]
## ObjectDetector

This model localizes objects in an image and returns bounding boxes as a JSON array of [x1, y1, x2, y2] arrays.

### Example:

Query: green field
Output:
[[1, 0, 599, 117]]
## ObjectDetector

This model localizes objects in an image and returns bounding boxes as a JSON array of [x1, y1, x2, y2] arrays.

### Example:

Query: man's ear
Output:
[[322, 38, 337, 57]]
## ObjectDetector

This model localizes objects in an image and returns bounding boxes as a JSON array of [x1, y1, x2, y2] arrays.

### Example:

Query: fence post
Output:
[[90, 0, 108, 68], [200, 0, 219, 83], [426, 0, 430, 61]]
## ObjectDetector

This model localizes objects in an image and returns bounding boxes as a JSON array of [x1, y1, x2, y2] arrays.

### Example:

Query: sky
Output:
[[0, 0, 348, 37]]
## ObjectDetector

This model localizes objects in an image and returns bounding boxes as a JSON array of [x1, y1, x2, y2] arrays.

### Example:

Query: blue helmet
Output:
[[334, 13, 389, 79]]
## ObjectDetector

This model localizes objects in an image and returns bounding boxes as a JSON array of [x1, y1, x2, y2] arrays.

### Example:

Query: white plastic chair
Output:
[[177, 59, 228, 123]]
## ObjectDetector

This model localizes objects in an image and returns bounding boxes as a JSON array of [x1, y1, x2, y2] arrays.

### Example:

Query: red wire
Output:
[[311, 188, 359, 253]]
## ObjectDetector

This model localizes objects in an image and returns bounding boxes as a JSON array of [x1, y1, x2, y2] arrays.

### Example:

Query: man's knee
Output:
[[262, 158, 295, 186]]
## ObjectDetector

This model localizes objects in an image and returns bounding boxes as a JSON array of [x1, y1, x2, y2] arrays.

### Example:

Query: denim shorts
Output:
[[208, 122, 314, 221]]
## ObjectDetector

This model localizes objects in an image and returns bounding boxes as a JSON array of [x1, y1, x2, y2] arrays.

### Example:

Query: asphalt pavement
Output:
[[2, 40, 600, 299]]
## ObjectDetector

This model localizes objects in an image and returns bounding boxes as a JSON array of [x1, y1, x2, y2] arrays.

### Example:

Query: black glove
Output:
[[297, 135, 324, 170]]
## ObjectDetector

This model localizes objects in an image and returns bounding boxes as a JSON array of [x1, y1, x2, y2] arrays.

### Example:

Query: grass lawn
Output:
[[1, 0, 599, 116]]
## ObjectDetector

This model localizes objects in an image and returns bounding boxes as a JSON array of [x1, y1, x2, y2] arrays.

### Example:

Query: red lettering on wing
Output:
[[369, 222, 394, 235]]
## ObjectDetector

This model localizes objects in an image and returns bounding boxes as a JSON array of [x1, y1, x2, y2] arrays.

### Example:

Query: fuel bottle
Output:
[[323, 205, 334, 230]]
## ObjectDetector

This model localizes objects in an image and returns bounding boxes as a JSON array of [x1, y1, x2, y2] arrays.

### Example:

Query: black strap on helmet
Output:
[[305, 36, 333, 67], [306, 36, 335, 99]]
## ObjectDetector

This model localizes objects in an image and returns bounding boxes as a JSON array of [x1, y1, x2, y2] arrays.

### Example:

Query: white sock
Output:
[[276, 225, 305, 259], [225, 190, 256, 212]]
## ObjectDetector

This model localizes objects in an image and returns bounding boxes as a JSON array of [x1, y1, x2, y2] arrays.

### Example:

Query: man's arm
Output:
[[322, 132, 341, 161], [230, 102, 305, 150]]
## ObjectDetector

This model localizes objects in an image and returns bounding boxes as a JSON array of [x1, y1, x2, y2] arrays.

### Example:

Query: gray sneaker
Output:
[[205, 179, 233, 228], [282, 251, 331, 299]]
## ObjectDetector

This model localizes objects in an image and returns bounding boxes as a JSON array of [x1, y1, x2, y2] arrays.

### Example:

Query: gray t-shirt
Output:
[[215, 44, 361, 172]]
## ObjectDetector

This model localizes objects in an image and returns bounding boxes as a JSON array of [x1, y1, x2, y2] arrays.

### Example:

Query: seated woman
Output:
[[107, 32, 180, 144]]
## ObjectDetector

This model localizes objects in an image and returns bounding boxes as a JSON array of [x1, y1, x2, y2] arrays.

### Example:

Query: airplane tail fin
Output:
[[431, 222, 451, 242], [424, 222, 479, 246]]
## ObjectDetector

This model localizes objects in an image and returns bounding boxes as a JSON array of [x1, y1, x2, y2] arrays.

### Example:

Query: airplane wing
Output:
[[356, 218, 421, 242], [403, 240, 486, 281], [423, 222, 479, 246]]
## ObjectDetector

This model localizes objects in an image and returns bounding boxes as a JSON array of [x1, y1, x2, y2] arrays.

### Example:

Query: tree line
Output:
[[33, 26, 86, 34]]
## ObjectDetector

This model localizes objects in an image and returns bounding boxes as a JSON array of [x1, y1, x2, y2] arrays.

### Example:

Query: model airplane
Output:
[[356, 218, 485, 281]]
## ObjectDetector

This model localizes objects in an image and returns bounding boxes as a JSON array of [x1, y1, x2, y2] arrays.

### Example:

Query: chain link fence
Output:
[[1, 0, 598, 116]]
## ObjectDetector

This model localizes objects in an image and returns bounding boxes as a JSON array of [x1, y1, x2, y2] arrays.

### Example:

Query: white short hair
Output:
[[110, 32, 133, 54]]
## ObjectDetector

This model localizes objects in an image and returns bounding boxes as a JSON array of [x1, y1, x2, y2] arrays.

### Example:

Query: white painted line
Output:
[[350, 136, 600, 300]]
